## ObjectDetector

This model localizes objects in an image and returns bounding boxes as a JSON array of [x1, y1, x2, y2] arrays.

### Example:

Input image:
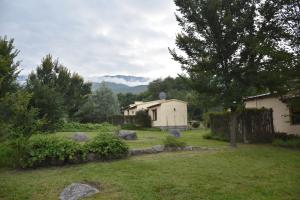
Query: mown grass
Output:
[[0, 145, 299, 200], [54, 129, 227, 148]]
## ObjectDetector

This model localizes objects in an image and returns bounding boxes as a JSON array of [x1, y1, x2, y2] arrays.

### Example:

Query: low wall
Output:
[[158, 126, 188, 131]]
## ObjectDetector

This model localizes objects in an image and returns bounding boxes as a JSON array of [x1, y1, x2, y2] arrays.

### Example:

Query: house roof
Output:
[[243, 93, 277, 101], [124, 99, 188, 110], [243, 91, 299, 102], [147, 103, 161, 109]]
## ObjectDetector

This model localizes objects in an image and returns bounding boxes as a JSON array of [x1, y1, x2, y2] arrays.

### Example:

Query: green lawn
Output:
[[0, 130, 299, 200], [55, 129, 227, 148]]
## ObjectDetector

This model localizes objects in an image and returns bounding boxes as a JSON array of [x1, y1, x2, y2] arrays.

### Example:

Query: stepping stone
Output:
[[60, 183, 99, 200]]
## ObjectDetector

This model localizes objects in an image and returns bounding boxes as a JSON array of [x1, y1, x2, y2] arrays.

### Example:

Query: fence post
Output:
[[230, 112, 237, 147]]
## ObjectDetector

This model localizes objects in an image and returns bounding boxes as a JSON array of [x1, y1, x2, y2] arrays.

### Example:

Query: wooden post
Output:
[[230, 112, 237, 148]]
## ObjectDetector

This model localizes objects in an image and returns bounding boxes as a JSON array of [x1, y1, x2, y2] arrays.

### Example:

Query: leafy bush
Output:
[[135, 110, 151, 128], [191, 121, 200, 128], [272, 138, 300, 148], [121, 124, 161, 131], [21, 134, 83, 168], [203, 132, 228, 141], [274, 132, 299, 140], [60, 122, 118, 132], [84, 133, 129, 160], [0, 91, 40, 141], [163, 136, 186, 148]]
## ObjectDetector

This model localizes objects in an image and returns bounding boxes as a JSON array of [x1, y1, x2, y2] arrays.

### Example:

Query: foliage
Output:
[[272, 138, 300, 149], [163, 135, 186, 147], [26, 54, 91, 131], [1, 144, 300, 200], [60, 122, 118, 132], [120, 123, 161, 131], [0, 137, 28, 168], [191, 121, 200, 128], [135, 110, 151, 128], [84, 133, 129, 159], [0, 90, 39, 141], [21, 134, 83, 168], [274, 132, 299, 140], [0, 36, 20, 98], [117, 93, 139, 109], [76, 83, 120, 123], [203, 132, 229, 142], [170, 0, 300, 109]]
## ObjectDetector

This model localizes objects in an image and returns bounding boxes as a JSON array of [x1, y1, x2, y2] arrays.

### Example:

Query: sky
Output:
[[0, 0, 182, 79]]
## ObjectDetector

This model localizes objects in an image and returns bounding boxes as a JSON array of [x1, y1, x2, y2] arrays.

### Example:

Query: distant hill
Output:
[[17, 74, 149, 94], [92, 82, 148, 94], [86, 75, 151, 87]]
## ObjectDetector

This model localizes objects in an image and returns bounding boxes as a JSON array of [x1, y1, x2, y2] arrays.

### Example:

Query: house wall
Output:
[[149, 101, 188, 130], [245, 97, 300, 136]]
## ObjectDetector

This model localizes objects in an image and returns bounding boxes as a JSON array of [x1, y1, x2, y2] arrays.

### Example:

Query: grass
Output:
[[1, 129, 299, 199], [54, 129, 227, 148], [0, 145, 299, 200]]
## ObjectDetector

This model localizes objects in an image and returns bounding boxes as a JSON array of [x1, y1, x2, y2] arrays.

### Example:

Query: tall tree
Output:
[[27, 54, 92, 130], [170, 0, 299, 109], [0, 36, 20, 97], [76, 83, 120, 123], [27, 55, 65, 131]]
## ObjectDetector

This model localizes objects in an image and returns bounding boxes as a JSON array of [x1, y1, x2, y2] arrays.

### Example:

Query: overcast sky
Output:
[[0, 0, 182, 78]]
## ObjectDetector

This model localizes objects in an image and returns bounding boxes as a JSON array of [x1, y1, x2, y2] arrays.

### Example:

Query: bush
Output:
[[191, 121, 200, 128], [121, 123, 161, 131], [135, 110, 151, 128], [272, 138, 300, 148], [163, 136, 186, 148], [60, 122, 118, 132], [22, 134, 83, 168], [274, 132, 299, 140], [203, 132, 228, 141], [85, 133, 129, 160]]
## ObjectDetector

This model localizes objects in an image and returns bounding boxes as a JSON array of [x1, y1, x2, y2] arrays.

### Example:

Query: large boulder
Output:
[[60, 183, 99, 200], [169, 129, 181, 138], [118, 130, 137, 140], [72, 133, 89, 142]]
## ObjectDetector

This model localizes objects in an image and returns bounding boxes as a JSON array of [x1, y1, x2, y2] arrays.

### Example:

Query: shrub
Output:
[[60, 122, 118, 132], [22, 134, 83, 168], [85, 133, 129, 160], [203, 132, 228, 141], [274, 132, 299, 140], [163, 136, 186, 148], [191, 121, 200, 128], [135, 110, 151, 128], [121, 123, 161, 131], [272, 138, 300, 149]]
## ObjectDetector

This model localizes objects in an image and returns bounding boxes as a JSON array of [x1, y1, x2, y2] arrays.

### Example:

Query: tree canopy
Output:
[[170, 0, 300, 109]]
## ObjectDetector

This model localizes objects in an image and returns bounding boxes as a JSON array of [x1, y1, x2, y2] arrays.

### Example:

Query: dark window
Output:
[[152, 109, 157, 121], [291, 105, 300, 125]]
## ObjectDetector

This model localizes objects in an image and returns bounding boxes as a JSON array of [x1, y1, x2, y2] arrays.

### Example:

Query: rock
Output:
[[72, 133, 89, 142], [152, 145, 164, 153], [87, 153, 98, 161], [60, 183, 99, 200], [118, 130, 137, 140], [183, 146, 193, 151], [169, 129, 181, 138]]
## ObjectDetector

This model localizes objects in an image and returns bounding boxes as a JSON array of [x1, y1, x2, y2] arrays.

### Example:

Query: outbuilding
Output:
[[244, 93, 300, 136], [123, 99, 188, 130]]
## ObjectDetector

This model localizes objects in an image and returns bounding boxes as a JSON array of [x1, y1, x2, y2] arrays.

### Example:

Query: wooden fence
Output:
[[210, 108, 274, 143]]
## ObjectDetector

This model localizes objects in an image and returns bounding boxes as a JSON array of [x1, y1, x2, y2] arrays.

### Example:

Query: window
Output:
[[152, 109, 157, 121], [291, 105, 300, 125]]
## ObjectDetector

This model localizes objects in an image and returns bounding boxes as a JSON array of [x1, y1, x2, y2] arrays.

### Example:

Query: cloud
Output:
[[0, 0, 181, 78]]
